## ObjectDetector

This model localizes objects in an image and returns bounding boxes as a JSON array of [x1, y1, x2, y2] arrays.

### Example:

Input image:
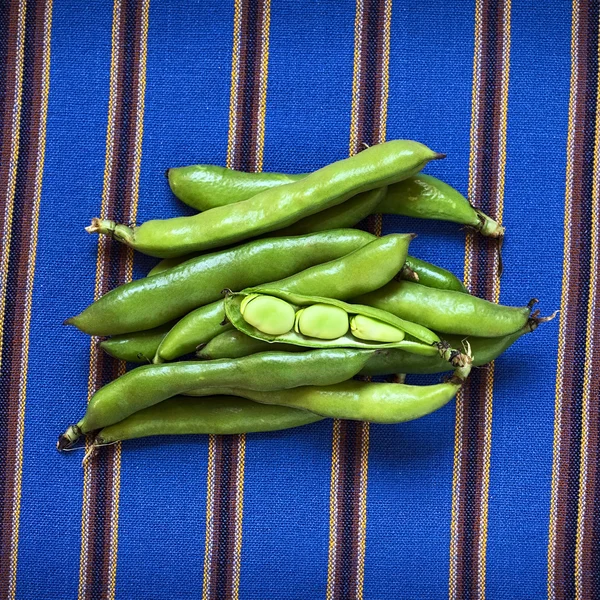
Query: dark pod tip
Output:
[[63, 317, 75, 326], [165, 168, 170, 179], [57, 434, 72, 452], [433, 152, 447, 160]]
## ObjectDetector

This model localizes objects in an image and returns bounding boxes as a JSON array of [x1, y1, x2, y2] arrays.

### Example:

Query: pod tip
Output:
[[165, 168, 170, 179], [85, 218, 102, 234], [63, 317, 74, 326], [433, 152, 447, 160]]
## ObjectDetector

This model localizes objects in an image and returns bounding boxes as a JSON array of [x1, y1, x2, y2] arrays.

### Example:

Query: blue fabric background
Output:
[[3, 0, 577, 598]]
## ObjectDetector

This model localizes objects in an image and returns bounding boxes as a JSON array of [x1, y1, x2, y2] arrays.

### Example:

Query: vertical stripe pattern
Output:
[[0, 0, 53, 598], [326, 1, 391, 598], [78, 1, 149, 598], [202, 1, 270, 598], [448, 1, 511, 599], [548, 2, 600, 599]]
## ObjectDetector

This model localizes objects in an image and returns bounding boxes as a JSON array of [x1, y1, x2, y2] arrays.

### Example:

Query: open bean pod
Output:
[[224, 287, 442, 357]]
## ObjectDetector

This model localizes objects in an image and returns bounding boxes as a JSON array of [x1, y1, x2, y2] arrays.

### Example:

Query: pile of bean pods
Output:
[[58, 140, 554, 457]]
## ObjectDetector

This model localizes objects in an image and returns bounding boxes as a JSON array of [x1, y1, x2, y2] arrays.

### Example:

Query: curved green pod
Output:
[[224, 288, 440, 355], [94, 396, 324, 445], [100, 323, 174, 363], [168, 166, 303, 211], [153, 233, 414, 363], [353, 280, 535, 338], [65, 229, 374, 336], [186, 358, 472, 424], [197, 321, 539, 375], [167, 164, 502, 238], [89, 140, 442, 257], [378, 174, 503, 237], [402, 255, 467, 293], [57, 348, 377, 450]]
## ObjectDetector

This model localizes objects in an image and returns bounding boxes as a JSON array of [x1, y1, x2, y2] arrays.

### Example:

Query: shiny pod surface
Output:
[[95, 395, 324, 444], [90, 140, 442, 257], [66, 229, 374, 336], [58, 348, 377, 448], [187, 357, 471, 423], [154, 234, 414, 362], [353, 280, 533, 337]]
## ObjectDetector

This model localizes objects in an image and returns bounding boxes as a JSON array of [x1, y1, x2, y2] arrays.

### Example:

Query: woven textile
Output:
[[0, 0, 594, 598]]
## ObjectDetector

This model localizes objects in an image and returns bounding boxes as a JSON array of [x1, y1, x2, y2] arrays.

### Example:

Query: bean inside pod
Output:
[[225, 288, 447, 357]]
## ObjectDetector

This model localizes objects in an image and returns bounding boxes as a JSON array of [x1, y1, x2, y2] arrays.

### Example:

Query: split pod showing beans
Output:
[[87, 140, 443, 258], [152, 233, 415, 363], [223, 288, 442, 356]]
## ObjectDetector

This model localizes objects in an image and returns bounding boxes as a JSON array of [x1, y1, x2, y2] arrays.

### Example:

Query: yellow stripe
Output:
[[5, 2, 53, 598], [326, 419, 341, 599], [79, 0, 149, 596], [254, 0, 271, 173], [378, 0, 392, 145], [547, 2, 579, 597], [450, 0, 510, 597], [348, 0, 364, 156], [202, 435, 216, 600], [0, 0, 27, 382], [226, 0, 243, 169], [574, 4, 600, 596], [450, 2, 483, 596], [355, 422, 370, 600], [231, 436, 246, 600]]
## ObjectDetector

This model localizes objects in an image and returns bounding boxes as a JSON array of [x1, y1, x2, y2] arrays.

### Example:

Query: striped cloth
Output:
[[0, 0, 596, 598]]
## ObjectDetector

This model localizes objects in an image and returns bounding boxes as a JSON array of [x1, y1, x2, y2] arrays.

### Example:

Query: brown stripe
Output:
[[0, 0, 50, 595], [80, 0, 147, 598], [329, 0, 389, 597], [550, 1, 600, 598], [205, 1, 269, 596], [452, 0, 508, 597]]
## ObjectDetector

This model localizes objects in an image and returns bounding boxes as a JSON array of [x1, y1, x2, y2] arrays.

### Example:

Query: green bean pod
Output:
[[377, 174, 503, 237], [197, 320, 539, 374], [65, 229, 374, 336], [153, 233, 414, 363], [353, 280, 536, 338], [224, 288, 440, 355], [167, 165, 502, 238], [402, 255, 467, 293], [100, 323, 173, 363], [94, 396, 324, 445], [89, 140, 443, 257], [272, 187, 387, 237], [57, 348, 377, 450], [167, 166, 303, 211], [186, 357, 472, 424]]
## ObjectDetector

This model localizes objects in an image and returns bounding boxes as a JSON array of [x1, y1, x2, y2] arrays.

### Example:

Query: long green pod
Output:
[[402, 255, 467, 293], [224, 288, 440, 354], [186, 359, 472, 423], [154, 233, 414, 362], [57, 348, 376, 450], [198, 321, 538, 374], [167, 166, 502, 237], [94, 396, 324, 444], [66, 230, 374, 336], [353, 280, 535, 337], [89, 140, 442, 257], [100, 323, 173, 363]]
